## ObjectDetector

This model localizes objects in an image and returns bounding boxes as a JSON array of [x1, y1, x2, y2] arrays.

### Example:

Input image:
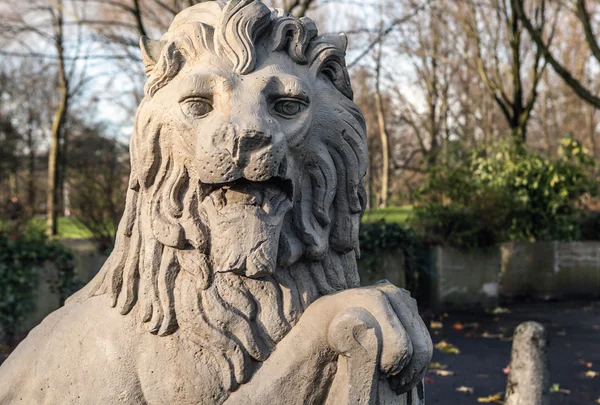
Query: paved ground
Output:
[[421, 299, 600, 404], [2, 299, 599, 404]]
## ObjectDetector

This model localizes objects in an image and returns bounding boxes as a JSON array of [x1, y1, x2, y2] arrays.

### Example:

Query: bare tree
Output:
[[392, 2, 456, 169], [374, 33, 390, 208], [514, 0, 600, 109], [449, 0, 556, 143], [0, 59, 56, 214], [46, 0, 70, 235], [1, 0, 97, 234]]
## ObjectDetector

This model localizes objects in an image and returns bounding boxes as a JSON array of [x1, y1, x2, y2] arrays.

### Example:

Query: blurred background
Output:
[[0, 0, 599, 403]]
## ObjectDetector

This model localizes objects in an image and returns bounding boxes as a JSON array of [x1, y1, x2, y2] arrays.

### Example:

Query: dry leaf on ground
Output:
[[550, 384, 571, 394], [428, 362, 448, 370], [435, 340, 460, 355], [429, 369, 455, 377], [477, 392, 503, 403], [456, 386, 474, 394], [430, 321, 443, 329], [488, 307, 511, 315]]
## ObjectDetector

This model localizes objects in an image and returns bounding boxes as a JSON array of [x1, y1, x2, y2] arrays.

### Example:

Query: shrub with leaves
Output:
[[413, 136, 595, 248]]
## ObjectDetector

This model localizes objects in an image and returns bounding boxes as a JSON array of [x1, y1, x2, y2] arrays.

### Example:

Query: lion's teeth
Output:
[[221, 187, 264, 207]]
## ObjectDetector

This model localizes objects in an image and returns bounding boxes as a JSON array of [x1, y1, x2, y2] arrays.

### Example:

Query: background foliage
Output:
[[411, 136, 597, 248]]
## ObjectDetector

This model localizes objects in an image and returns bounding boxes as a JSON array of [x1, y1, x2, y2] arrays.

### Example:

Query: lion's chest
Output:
[[135, 331, 230, 404]]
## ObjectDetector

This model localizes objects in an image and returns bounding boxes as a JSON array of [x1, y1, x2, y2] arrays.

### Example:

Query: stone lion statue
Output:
[[0, 1, 432, 404]]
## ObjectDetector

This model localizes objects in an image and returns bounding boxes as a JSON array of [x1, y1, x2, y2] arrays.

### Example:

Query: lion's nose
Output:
[[197, 122, 285, 184], [236, 130, 273, 158]]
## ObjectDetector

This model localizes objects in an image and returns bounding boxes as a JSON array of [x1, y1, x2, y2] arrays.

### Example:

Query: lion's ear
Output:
[[308, 33, 353, 99], [140, 36, 167, 76]]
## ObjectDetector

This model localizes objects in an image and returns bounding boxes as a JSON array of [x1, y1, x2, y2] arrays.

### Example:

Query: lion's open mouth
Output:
[[200, 177, 293, 215], [198, 177, 294, 277]]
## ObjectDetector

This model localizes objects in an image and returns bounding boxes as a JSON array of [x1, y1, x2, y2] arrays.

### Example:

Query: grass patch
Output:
[[362, 206, 413, 224], [7, 208, 412, 240], [27, 217, 94, 239]]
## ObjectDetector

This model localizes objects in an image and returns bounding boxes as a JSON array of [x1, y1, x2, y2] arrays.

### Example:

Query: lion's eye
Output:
[[273, 98, 307, 118], [181, 98, 213, 118]]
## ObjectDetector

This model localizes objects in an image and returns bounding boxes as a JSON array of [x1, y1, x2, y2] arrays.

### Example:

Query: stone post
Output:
[[504, 321, 550, 405]]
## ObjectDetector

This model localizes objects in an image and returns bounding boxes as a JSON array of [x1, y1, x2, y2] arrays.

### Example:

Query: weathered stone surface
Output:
[[501, 241, 600, 299], [504, 322, 550, 405], [0, 1, 432, 403], [432, 246, 500, 309]]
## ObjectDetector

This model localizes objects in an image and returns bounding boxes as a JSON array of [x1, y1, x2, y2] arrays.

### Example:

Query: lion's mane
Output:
[[68, 0, 367, 393]]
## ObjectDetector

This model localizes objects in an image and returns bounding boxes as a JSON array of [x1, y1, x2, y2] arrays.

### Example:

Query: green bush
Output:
[[0, 226, 77, 345], [412, 136, 595, 248]]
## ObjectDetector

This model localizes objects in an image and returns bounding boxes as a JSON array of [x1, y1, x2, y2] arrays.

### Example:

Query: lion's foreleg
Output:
[[223, 311, 338, 405]]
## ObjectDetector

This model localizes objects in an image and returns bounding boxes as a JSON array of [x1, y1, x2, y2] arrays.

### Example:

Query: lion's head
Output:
[[70, 0, 367, 393]]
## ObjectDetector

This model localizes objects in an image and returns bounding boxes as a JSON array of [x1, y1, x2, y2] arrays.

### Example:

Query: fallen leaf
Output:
[[596, 397, 600, 403], [503, 366, 510, 375], [584, 370, 598, 378], [488, 307, 510, 315], [453, 322, 480, 331], [435, 340, 460, 355], [482, 331, 504, 339], [424, 376, 435, 384], [428, 362, 448, 370], [430, 321, 443, 329], [477, 392, 503, 403], [429, 369, 455, 377], [579, 360, 593, 368], [550, 384, 571, 394], [456, 386, 474, 394]]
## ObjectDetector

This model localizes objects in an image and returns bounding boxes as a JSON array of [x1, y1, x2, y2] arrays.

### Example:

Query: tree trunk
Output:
[[58, 101, 70, 216], [27, 127, 36, 213], [47, 91, 67, 235], [375, 37, 390, 209], [47, 0, 69, 236]]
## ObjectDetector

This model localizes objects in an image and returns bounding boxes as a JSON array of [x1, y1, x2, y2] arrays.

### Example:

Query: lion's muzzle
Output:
[[197, 122, 287, 185]]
